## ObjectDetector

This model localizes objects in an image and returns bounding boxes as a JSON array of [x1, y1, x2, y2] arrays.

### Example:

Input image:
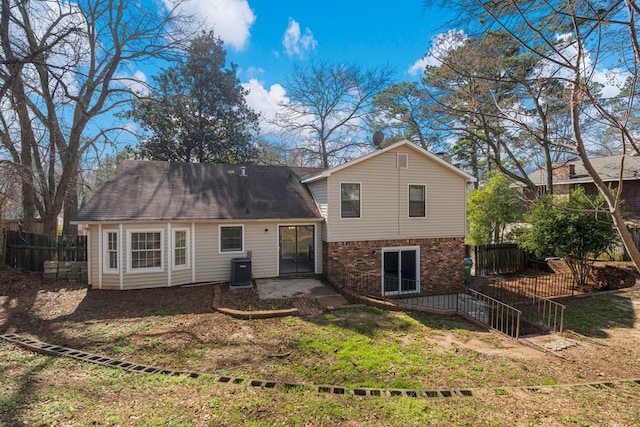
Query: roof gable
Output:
[[301, 140, 476, 183], [75, 161, 324, 223]]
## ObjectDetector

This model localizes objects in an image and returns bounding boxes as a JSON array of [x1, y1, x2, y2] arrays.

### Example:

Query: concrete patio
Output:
[[255, 277, 350, 310]]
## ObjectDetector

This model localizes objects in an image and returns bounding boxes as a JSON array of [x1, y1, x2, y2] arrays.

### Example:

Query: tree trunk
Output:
[[571, 92, 640, 273], [13, 83, 36, 233], [320, 137, 329, 168], [471, 148, 479, 189], [543, 143, 553, 196], [42, 212, 58, 238], [20, 176, 36, 233], [63, 169, 79, 238]]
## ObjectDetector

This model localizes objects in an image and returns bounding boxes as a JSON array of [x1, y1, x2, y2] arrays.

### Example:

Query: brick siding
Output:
[[323, 237, 465, 297]]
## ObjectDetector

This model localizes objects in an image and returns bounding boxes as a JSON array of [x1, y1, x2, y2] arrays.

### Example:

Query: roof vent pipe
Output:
[[240, 166, 247, 177]]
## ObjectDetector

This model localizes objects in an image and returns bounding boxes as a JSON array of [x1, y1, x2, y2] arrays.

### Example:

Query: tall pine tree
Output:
[[126, 31, 259, 163]]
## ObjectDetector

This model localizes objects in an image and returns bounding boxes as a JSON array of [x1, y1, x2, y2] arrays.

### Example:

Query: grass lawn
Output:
[[1, 269, 640, 426], [2, 342, 640, 426]]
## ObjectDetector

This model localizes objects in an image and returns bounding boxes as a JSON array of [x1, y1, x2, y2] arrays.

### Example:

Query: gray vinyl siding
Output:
[[307, 180, 328, 241], [193, 223, 220, 282], [90, 219, 322, 290], [307, 180, 328, 217], [193, 222, 282, 283], [192, 221, 324, 282], [325, 147, 468, 242], [193, 220, 323, 281], [245, 224, 278, 279], [170, 269, 192, 286], [97, 225, 121, 290], [88, 225, 99, 287]]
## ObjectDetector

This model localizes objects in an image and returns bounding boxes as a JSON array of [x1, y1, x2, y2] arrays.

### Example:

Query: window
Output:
[[104, 231, 119, 273], [409, 185, 426, 218], [173, 229, 189, 269], [130, 231, 162, 270], [220, 226, 243, 252], [341, 183, 361, 218]]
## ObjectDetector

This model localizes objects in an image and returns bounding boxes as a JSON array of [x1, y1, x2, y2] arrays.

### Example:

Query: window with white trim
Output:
[[409, 184, 426, 218], [340, 182, 361, 218], [129, 231, 162, 270], [173, 228, 189, 269], [103, 231, 119, 273], [220, 226, 243, 252]]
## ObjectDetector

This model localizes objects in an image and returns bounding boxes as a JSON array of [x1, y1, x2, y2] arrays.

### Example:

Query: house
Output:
[[524, 155, 640, 219], [73, 140, 475, 295]]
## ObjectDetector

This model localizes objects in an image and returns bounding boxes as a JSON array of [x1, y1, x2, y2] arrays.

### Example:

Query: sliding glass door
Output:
[[279, 225, 315, 274], [383, 247, 419, 295]]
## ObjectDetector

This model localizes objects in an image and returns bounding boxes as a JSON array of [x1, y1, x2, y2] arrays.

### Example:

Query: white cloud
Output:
[[591, 68, 628, 99], [169, 0, 255, 50], [122, 122, 139, 134], [116, 70, 149, 96], [242, 78, 289, 135], [282, 18, 317, 58], [540, 33, 629, 99], [243, 66, 265, 80], [408, 56, 436, 77], [408, 29, 467, 77]]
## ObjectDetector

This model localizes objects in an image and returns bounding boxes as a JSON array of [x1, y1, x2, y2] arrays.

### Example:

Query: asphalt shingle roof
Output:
[[74, 160, 325, 222], [527, 154, 640, 185]]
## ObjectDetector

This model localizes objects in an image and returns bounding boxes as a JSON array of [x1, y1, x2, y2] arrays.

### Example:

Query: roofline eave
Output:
[[71, 217, 325, 225]]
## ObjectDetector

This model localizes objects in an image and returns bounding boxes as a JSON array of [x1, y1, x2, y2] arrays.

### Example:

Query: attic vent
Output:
[[397, 153, 408, 169], [227, 170, 235, 175]]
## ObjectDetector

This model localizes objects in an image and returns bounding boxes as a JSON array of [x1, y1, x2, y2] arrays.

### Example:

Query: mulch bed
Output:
[[0, 267, 292, 329], [471, 264, 637, 305], [218, 283, 294, 311]]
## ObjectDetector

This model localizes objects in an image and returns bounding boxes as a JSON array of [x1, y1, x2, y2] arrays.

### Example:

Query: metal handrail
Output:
[[462, 289, 522, 339]]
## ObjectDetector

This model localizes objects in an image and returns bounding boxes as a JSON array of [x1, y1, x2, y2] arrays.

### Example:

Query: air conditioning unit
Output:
[[230, 257, 252, 289]]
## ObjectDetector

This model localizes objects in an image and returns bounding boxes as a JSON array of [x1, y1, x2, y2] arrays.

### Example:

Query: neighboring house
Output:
[[73, 140, 475, 295], [524, 155, 640, 219]]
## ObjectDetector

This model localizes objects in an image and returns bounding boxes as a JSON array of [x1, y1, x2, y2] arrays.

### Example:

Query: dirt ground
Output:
[[1, 266, 640, 388]]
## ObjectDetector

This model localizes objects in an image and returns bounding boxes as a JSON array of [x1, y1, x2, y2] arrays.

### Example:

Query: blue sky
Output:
[[112, 0, 627, 151], [155, 0, 454, 133], [228, 1, 449, 84]]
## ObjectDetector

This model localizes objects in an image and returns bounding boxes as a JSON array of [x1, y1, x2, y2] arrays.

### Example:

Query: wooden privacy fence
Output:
[[473, 243, 528, 276], [2, 229, 87, 272], [600, 227, 640, 261]]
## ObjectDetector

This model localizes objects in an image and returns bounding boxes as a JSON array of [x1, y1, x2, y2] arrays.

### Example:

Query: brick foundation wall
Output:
[[323, 237, 465, 297]]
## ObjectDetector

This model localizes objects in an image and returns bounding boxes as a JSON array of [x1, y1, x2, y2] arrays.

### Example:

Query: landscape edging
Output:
[[211, 283, 299, 319]]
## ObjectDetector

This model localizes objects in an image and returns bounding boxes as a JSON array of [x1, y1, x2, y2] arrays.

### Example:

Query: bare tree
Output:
[[0, 160, 20, 227], [367, 81, 439, 150], [424, 0, 640, 271], [273, 61, 394, 168], [0, 0, 190, 237], [418, 31, 575, 190]]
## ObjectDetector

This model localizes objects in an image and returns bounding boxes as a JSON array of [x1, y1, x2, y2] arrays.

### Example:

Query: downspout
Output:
[[98, 224, 102, 289], [167, 223, 172, 287], [119, 224, 124, 290], [86, 227, 92, 287], [191, 222, 196, 283]]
